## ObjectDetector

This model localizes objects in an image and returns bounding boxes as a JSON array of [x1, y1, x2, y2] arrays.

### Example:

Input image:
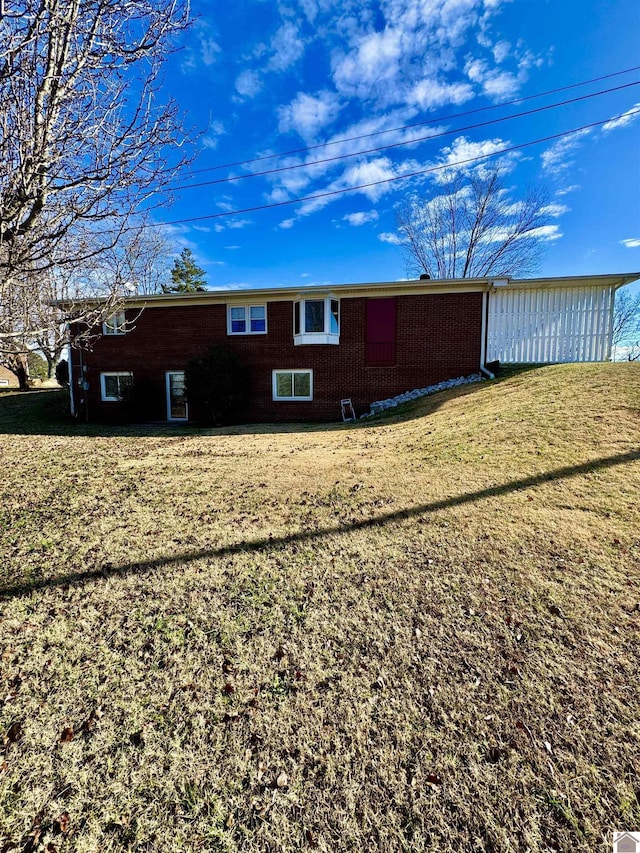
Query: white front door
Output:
[[166, 371, 188, 421]]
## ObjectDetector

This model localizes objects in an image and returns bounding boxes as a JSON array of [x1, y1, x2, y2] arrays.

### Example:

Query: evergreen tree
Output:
[[164, 248, 207, 293]]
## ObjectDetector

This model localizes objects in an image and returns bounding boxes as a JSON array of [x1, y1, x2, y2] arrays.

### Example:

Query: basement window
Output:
[[227, 304, 267, 335], [293, 296, 340, 345], [100, 372, 133, 402], [103, 311, 127, 336], [272, 369, 313, 401]]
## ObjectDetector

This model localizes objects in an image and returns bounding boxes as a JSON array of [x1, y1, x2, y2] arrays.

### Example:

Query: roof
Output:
[[54, 272, 640, 310]]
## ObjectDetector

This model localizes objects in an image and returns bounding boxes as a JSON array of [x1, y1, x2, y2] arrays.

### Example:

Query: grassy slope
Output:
[[0, 364, 638, 853]]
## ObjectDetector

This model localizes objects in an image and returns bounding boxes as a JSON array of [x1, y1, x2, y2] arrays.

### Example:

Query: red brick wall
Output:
[[71, 292, 483, 423]]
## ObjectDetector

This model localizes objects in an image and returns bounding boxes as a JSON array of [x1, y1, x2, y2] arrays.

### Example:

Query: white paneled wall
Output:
[[487, 285, 615, 363]]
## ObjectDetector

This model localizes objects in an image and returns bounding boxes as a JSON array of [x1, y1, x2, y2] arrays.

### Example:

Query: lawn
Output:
[[1, 363, 639, 852]]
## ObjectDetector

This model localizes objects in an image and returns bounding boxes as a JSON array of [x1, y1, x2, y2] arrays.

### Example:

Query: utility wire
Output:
[[165, 79, 640, 192], [141, 108, 640, 229], [182, 64, 640, 176]]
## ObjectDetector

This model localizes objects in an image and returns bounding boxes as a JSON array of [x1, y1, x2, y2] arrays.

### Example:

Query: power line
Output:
[[143, 108, 640, 229], [181, 64, 640, 177], [165, 80, 640, 192]]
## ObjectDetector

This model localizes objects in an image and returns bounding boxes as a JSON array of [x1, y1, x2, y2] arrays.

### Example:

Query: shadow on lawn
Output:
[[2, 447, 638, 600], [0, 366, 543, 437]]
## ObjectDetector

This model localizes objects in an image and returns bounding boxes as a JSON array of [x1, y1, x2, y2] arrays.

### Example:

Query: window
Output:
[[100, 372, 133, 401], [103, 311, 127, 335], [272, 369, 313, 401], [227, 304, 267, 335], [293, 296, 340, 345]]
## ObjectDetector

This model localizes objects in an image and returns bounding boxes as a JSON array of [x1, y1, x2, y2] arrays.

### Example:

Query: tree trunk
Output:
[[15, 363, 29, 391]]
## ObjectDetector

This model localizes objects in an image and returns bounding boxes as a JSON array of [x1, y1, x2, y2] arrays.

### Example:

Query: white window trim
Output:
[[272, 369, 313, 402], [102, 311, 127, 336], [227, 303, 268, 335], [294, 296, 340, 345], [100, 371, 133, 402]]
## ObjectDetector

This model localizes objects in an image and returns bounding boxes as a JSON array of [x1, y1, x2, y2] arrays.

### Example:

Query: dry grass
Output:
[[0, 363, 639, 853]]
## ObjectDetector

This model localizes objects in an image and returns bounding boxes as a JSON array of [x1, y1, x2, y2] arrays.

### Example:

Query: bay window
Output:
[[293, 296, 340, 345]]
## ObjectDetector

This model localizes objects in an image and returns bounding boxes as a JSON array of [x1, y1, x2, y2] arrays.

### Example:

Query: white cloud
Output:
[[541, 129, 591, 174], [227, 219, 252, 229], [224, 245, 241, 250], [278, 91, 342, 141], [407, 78, 474, 110], [378, 231, 402, 245], [296, 156, 396, 216], [279, 218, 296, 229], [555, 184, 580, 196], [602, 103, 640, 133], [235, 69, 263, 98], [332, 27, 403, 99], [464, 57, 522, 99], [620, 238, 640, 248], [343, 210, 379, 226], [201, 121, 225, 151], [434, 135, 517, 180], [526, 224, 562, 242], [540, 203, 569, 218], [492, 39, 510, 62], [268, 22, 307, 71], [200, 37, 221, 67]]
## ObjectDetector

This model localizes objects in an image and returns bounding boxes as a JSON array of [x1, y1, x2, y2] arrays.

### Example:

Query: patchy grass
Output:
[[0, 363, 639, 853]]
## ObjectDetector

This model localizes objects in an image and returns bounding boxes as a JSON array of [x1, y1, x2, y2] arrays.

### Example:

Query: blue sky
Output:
[[152, 0, 640, 294]]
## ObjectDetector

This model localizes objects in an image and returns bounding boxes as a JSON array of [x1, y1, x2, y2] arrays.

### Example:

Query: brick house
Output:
[[67, 272, 638, 424], [0, 366, 19, 388]]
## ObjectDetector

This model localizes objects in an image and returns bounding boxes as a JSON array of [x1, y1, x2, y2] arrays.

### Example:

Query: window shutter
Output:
[[366, 298, 396, 365]]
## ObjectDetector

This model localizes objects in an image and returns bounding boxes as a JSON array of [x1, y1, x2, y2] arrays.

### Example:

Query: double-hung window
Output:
[[227, 304, 267, 335], [100, 372, 133, 402], [272, 370, 313, 401], [103, 311, 127, 335], [293, 296, 340, 345]]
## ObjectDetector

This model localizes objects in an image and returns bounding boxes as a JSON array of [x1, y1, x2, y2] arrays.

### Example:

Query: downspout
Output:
[[67, 329, 75, 417], [480, 288, 495, 379], [77, 343, 89, 423]]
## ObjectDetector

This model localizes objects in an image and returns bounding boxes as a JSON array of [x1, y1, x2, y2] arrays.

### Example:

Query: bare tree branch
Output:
[[395, 167, 554, 279], [612, 288, 640, 361], [0, 0, 194, 281]]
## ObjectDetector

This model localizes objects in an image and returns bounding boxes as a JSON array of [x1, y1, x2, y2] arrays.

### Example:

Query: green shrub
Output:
[[185, 346, 249, 425], [55, 359, 69, 387], [120, 377, 163, 423]]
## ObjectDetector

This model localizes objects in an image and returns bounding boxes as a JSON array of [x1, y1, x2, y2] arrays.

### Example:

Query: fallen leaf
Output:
[[276, 771, 288, 788], [53, 812, 70, 835], [59, 726, 74, 743], [487, 746, 505, 763], [223, 683, 235, 695], [5, 720, 22, 744], [129, 731, 144, 747], [426, 773, 442, 785]]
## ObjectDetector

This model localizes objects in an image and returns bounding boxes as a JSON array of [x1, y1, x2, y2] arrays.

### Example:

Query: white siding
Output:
[[487, 285, 615, 363]]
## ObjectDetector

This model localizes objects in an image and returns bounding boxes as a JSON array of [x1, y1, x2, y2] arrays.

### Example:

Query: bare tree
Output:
[[0, 219, 165, 385], [612, 287, 640, 361], [396, 167, 554, 279], [0, 0, 193, 285]]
